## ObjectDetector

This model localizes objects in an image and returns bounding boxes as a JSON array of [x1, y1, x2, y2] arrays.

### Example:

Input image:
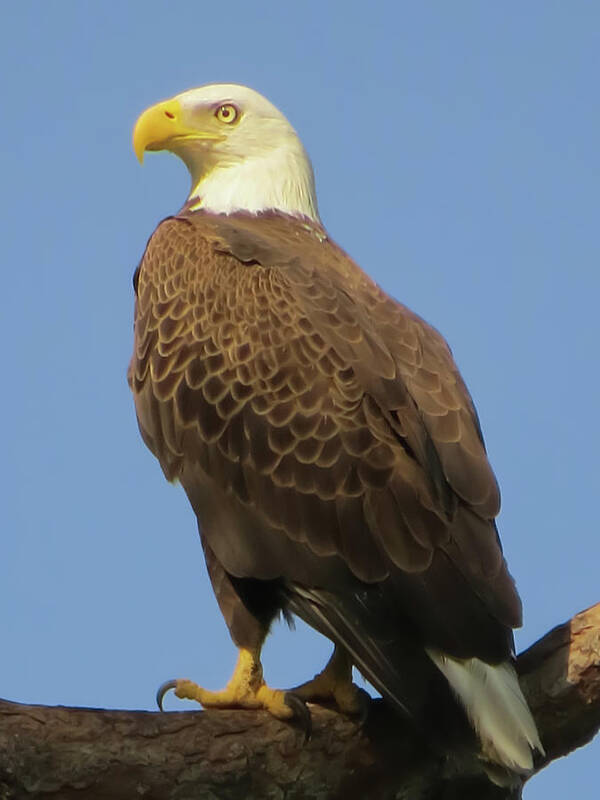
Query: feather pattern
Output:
[[130, 206, 537, 769]]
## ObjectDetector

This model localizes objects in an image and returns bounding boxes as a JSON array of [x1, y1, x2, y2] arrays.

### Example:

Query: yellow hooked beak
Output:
[[133, 98, 223, 163]]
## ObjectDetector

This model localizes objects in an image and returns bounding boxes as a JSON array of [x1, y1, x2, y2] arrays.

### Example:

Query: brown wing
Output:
[[129, 209, 520, 668]]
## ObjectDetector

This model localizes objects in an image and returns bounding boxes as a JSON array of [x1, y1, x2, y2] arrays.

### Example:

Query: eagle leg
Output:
[[156, 646, 306, 723], [288, 645, 370, 721]]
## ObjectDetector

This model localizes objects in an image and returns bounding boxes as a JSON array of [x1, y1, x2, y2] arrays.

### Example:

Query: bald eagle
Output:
[[130, 83, 543, 778]]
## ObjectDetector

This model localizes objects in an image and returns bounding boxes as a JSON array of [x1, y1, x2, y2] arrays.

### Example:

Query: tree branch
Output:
[[1, 603, 598, 800]]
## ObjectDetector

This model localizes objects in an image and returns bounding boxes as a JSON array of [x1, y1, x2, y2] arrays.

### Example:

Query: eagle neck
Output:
[[187, 143, 320, 223]]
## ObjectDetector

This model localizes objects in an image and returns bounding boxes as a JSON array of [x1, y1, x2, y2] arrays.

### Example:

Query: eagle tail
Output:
[[426, 650, 544, 774], [288, 583, 543, 778], [287, 585, 467, 737]]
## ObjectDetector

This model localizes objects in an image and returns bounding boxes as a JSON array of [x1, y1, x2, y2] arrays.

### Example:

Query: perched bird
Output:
[[130, 83, 543, 779]]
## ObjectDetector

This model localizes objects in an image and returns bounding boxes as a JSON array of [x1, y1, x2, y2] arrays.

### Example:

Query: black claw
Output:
[[156, 679, 178, 711], [284, 691, 312, 742]]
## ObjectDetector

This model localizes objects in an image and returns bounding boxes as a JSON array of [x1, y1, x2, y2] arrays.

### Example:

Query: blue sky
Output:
[[1, 3, 598, 796]]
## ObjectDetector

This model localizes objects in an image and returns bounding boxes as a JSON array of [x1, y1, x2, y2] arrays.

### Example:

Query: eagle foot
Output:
[[156, 645, 368, 737], [155, 647, 310, 735], [289, 646, 371, 723]]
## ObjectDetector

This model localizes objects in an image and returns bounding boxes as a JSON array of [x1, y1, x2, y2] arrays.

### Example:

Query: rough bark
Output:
[[0, 604, 598, 800]]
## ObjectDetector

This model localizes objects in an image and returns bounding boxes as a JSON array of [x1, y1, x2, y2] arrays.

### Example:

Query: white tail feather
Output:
[[427, 650, 544, 772]]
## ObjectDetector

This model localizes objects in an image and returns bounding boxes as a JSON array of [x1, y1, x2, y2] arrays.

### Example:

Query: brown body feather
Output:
[[129, 207, 521, 723]]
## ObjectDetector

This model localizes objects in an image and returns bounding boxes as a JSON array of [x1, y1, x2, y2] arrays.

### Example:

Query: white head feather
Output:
[[172, 84, 320, 221]]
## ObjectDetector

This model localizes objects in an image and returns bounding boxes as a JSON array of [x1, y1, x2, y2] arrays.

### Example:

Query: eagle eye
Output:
[[215, 104, 239, 124]]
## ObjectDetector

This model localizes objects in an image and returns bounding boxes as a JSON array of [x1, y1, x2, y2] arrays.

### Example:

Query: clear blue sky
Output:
[[1, 3, 598, 796]]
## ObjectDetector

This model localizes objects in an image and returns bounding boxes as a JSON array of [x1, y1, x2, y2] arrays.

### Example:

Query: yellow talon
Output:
[[157, 647, 294, 719], [290, 646, 366, 715], [256, 684, 296, 719], [157, 644, 367, 730]]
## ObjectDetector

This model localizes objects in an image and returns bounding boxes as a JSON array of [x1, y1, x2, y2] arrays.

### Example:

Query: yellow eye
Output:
[[215, 104, 238, 124]]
